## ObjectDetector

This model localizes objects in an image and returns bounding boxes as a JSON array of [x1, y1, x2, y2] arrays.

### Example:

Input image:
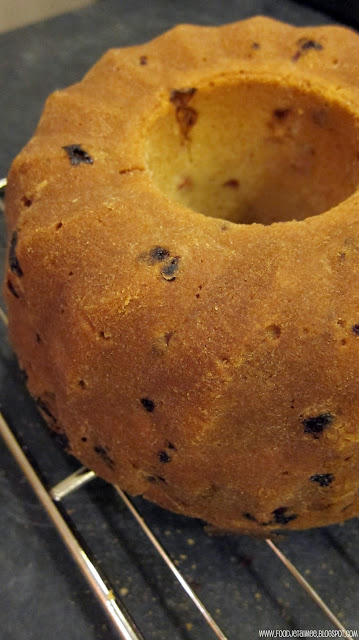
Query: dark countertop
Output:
[[1, 2, 359, 639]]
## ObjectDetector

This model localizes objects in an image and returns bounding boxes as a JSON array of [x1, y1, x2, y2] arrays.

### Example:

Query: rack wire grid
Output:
[[1, 174, 359, 640]]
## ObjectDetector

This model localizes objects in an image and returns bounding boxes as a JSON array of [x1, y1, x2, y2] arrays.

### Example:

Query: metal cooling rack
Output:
[[0, 177, 357, 640]]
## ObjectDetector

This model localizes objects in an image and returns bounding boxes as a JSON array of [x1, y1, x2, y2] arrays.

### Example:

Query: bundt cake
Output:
[[4, 16, 359, 534]]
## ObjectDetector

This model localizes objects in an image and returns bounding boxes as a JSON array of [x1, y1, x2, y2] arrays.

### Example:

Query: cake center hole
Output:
[[146, 80, 359, 225]]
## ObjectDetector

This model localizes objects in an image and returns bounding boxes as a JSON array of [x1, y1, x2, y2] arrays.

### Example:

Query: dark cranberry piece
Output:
[[272, 507, 298, 525], [158, 450, 171, 463], [22, 196, 32, 207], [299, 39, 323, 51], [273, 108, 291, 119], [141, 397, 155, 412], [292, 38, 323, 62], [175, 107, 198, 136], [170, 88, 197, 107], [310, 473, 335, 487], [63, 144, 93, 166], [9, 230, 23, 277], [302, 412, 334, 438], [161, 257, 180, 281], [149, 246, 170, 262], [170, 88, 198, 138]]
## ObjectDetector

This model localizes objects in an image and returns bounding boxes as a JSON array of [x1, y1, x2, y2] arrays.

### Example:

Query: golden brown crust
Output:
[[4, 17, 359, 534]]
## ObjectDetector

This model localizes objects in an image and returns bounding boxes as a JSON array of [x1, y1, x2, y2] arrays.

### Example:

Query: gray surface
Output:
[[1, 1, 359, 639]]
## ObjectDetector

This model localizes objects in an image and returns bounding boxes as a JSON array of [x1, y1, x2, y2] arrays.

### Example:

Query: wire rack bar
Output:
[[50, 459, 354, 640], [0, 178, 5, 214], [266, 538, 354, 639], [0, 411, 145, 640], [51, 467, 96, 500], [51, 465, 228, 639], [115, 485, 229, 640]]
